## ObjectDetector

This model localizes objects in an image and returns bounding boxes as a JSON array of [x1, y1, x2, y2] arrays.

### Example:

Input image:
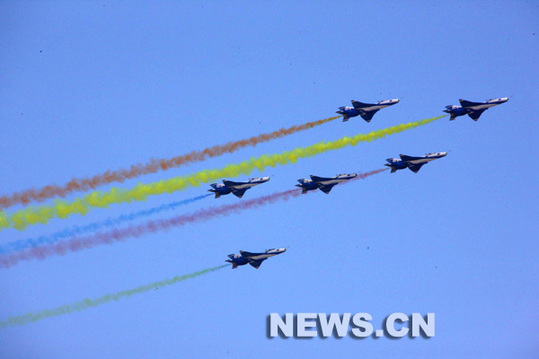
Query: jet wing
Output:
[[407, 163, 426, 173], [248, 258, 266, 269], [399, 154, 418, 162], [459, 99, 483, 108], [239, 250, 258, 258], [359, 110, 379, 123], [310, 175, 332, 183], [222, 180, 243, 188], [467, 109, 486, 121], [318, 183, 337, 194], [231, 188, 248, 198], [351, 100, 374, 109]]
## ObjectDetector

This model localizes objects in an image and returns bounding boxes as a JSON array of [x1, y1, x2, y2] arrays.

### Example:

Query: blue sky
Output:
[[0, 1, 537, 358]]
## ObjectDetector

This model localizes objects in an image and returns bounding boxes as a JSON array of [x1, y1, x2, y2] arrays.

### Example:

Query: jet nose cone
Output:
[[440, 152, 448, 156]]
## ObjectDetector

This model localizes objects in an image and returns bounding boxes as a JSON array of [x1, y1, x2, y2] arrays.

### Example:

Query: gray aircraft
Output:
[[444, 97, 508, 121], [296, 173, 357, 194], [208, 177, 270, 198], [226, 248, 286, 269], [336, 98, 399, 122], [385, 152, 447, 173]]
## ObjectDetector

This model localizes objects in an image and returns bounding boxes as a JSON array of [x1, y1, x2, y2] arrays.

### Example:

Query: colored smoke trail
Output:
[[1, 115, 444, 231], [0, 194, 211, 256], [0, 265, 228, 328], [353, 168, 389, 179], [0, 189, 301, 268], [0, 116, 340, 210], [0, 169, 385, 268]]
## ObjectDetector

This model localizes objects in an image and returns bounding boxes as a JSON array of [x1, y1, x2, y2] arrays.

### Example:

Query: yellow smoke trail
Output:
[[1, 115, 445, 231], [0, 265, 228, 328], [0, 116, 340, 209]]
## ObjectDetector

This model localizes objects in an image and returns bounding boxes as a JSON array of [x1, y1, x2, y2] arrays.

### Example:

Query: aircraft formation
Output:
[[0, 94, 512, 331], [226, 97, 507, 269]]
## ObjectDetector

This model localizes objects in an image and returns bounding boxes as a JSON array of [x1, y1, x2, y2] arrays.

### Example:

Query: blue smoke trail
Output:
[[0, 194, 211, 255]]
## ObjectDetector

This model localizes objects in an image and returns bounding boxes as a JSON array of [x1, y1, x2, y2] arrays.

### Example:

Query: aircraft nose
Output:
[[441, 152, 448, 156]]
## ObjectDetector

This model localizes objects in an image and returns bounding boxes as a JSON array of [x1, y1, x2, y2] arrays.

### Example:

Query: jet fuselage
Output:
[[310, 173, 357, 185]]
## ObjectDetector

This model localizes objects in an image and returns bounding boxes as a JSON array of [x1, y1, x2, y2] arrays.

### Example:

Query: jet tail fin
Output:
[[384, 163, 397, 173], [208, 190, 221, 198]]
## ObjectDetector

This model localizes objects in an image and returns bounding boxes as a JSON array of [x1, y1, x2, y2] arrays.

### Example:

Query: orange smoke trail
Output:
[[0, 116, 339, 209], [0, 169, 384, 269]]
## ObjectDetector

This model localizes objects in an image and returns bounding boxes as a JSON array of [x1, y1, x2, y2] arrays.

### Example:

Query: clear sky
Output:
[[0, 1, 537, 358]]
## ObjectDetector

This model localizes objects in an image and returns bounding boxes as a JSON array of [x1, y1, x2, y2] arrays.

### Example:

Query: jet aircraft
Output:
[[385, 152, 447, 173], [226, 248, 286, 269], [208, 177, 270, 198], [296, 173, 357, 194], [444, 97, 508, 121], [336, 98, 399, 122]]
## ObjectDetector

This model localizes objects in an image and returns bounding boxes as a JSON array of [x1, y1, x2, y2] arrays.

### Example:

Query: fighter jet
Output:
[[385, 152, 447, 173], [208, 177, 270, 198], [336, 98, 399, 122], [226, 248, 286, 269], [296, 173, 357, 194], [444, 97, 508, 121]]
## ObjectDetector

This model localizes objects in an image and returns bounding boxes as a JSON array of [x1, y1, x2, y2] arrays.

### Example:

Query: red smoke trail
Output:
[[0, 116, 339, 209], [0, 169, 384, 269], [352, 168, 389, 179]]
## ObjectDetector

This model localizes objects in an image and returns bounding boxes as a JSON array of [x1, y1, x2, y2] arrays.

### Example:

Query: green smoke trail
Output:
[[0, 264, 228, 328]]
